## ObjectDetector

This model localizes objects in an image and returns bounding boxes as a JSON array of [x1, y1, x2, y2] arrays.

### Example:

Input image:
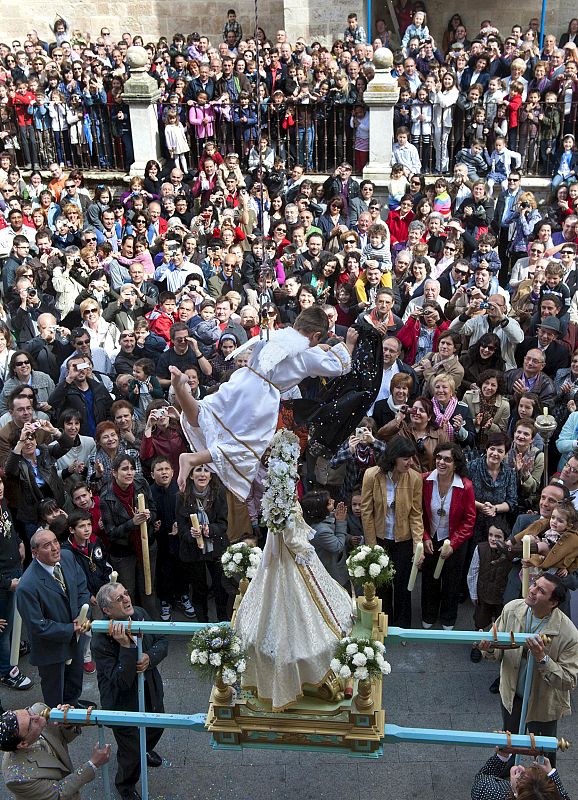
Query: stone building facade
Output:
[[2, 0, 577, 47]]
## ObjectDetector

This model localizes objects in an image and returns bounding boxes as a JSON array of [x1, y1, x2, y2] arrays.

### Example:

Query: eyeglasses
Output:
[[84, 308, 98, 315], [14, 360, 30, 366], [84, 236, 97, 242], [561, 251, 574, 256], [65, 184, 75, 189], [436, 455, 454, 463], [508, 178, 520, 182], [530, 248, 543, 253], [563, 463, 578, 474], [445, 245, 456, 251], [480, 344, 496, 352]]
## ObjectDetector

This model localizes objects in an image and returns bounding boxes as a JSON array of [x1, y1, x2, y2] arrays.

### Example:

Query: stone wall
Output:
[[0, 0, 283, 46], [1, 0, 576, 49]]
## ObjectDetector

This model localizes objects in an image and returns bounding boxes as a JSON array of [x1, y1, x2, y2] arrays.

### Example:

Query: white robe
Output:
[[180, 329, 351, 500], [234, 505, 354, 711]]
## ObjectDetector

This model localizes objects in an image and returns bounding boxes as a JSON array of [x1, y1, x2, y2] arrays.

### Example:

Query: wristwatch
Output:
[[538, 655, 550, 666]]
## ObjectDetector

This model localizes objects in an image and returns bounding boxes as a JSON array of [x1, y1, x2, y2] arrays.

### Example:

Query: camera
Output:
[[76, 362, 91, 370], [520, 201, 531, 209], [156, 408, 168, 418], [27, 287, 37, 297], [479, 302, 490, 310]]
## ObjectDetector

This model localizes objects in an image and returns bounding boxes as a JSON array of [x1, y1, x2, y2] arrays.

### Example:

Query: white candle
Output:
[[407, 542, 424, 591], [522, 535, 531, 597], [77, 603, 89, 630], [434, 540, 452, 580], [109, 571, 118, 583], [10, 608, 22, 668]]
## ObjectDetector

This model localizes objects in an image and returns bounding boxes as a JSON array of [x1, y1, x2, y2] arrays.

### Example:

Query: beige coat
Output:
[[462, 389, 511, 433], [483, 600, 578, 722], [361, 466, 424, 548], [2, 702, 96, 800]]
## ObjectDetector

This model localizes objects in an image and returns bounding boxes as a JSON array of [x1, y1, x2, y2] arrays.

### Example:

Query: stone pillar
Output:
[[123, 46, 163, 176], [362, 48, 399, 189]]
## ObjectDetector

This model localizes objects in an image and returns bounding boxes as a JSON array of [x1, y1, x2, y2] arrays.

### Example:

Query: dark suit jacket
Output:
[[491, 188, 522, 233], [16, 550, 90, 666], [92, 606, 167, 713], [515, 337, 570, 377]]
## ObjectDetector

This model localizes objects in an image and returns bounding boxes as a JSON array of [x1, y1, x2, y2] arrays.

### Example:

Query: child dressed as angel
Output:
[[170, 307, 358, 501]]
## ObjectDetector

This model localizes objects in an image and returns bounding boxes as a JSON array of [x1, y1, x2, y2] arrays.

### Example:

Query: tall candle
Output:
[[407, 542, 424, 591], [434, 540, 452, 580], [190, 513, 204, 549], [522, 535, 531, 597]]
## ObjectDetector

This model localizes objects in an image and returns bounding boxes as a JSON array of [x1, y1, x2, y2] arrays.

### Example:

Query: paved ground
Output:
[[0, 590, 576, 800]]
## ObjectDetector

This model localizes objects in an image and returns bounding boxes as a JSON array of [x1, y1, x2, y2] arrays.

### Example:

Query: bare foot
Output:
[[178, 452, 195, 493]]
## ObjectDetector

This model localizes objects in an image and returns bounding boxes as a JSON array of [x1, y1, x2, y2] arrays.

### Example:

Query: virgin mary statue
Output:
[[234, 432, 354, 712]]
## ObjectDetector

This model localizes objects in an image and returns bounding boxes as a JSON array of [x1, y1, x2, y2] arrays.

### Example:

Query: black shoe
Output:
[[489, 677, 501, 694], [19, 641, 30, 657], [470, 647, 482, 663], [146, 750, 162, 767], [76, 699, 98, 709]]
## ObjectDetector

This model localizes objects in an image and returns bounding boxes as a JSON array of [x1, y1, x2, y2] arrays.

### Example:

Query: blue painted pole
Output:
[[515, 654, 535, 765], [367, 0, 372, 46], [41, 708, 559, 753], [44, 708, 208, 729], [98, 725, 112, 800], [382, 724, 557, 752], [137, 636, 149, 800], [539, 0, 547, 50], [90, 620, 532, 647]]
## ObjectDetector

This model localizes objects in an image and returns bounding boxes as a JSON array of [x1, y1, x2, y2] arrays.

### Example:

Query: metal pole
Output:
[[136, 636, 149, 800], [539, 0, 547, 50], [515, 653, 535, 765], [98, 725, 112, 800]]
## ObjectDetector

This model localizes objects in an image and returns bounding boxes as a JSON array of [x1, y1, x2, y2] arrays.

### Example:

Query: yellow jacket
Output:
[[361, 465, 424, 549]]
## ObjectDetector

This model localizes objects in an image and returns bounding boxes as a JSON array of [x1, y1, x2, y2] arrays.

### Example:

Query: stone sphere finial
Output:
[[126, 46, 148, 72], [372, 47, 393, 70]]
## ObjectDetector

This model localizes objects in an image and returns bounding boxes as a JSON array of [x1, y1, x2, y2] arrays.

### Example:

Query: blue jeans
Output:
[[298, 125, 314, 171], [0, 567, 22, 675]]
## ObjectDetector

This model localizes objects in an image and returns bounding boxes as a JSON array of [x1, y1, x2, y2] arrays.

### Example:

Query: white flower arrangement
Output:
[[346, 544, 395, 588], [189, 624, 247, 685], [221, 542, 263, 580], [261, 429, 301, 536], [331, 636, 391, 682]]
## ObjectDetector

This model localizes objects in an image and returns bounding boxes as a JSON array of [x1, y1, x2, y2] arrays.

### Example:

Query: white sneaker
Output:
[[442, 625, 454, 630], [0, 666, 33, 690], [178, 595, 196, 619], [160, 602, 172, 622], [422, 621, 433, 629]]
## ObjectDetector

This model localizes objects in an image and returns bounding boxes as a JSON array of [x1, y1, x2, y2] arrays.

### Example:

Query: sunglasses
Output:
[[344, 239, 356, 244], [84, 236, 97, 242], [84, 308, 98, 314], [14, 360, 30, 366]]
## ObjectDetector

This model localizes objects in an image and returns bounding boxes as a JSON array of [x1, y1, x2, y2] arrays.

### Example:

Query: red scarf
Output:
[[112, 481, 142, 561]]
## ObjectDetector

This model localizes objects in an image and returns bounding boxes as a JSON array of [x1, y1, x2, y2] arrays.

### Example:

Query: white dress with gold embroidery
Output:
[[234, 505, 354, 711], [180, 329, 351, 500]]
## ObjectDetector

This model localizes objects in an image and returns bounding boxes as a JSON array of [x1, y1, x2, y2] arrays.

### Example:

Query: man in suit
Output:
[[92, 582, 168, 800], [321, 304, 348, 340], [491, 171, 522, 283], [0, 702, 111, 800], [207, 253, 245, 300], [16, 529, 91, 708], [515, 317, 570, 377], [503, 348, 557, 408]]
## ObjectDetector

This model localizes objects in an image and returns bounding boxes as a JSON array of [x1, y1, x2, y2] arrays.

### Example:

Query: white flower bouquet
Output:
[[330, 637, 391, 682], [189, 624, 247, 685], [261, 429, 301, 536], [221, 542, 263, 580], [346, 544, 395, 588]]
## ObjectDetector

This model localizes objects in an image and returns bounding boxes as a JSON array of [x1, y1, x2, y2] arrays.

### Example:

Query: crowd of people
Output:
[[0, 9, 578, 177], [0, 8, 576, 800]]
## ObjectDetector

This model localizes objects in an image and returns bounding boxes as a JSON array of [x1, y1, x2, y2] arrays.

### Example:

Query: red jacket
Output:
[[386, 209, 415, 245], [422, 472, 476, 550], [145, 306, 177, 343], [396, 316, 449, 366], [9, 91, 36, 126], [506, 93, 523, 128]]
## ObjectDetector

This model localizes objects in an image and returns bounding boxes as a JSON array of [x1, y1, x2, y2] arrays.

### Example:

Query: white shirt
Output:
[[426, 470, 464, 541], [369, 362, 400, 414]]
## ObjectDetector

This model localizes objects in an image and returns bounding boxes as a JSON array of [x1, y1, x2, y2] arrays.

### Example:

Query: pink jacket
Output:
[[188, 104, 215, 138]]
